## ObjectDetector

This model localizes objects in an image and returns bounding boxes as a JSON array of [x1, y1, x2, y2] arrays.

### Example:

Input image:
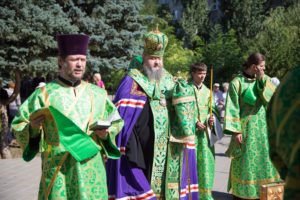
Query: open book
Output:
[[90, 120, 112, 130], [90, 111, 121, 131]]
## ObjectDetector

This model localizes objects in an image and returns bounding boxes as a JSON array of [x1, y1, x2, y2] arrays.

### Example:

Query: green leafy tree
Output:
[[181, 0, 210, 47], [140, 0, 160, 16], [197, 25, 243, 84], [245, 2, 300, 78], [105, 69, 126, 92], [220, 0, 267, 46], [60, 0, 150, 71], [163, 37, 196, 78], [0, 0, 78, 72], [265, 0, 298, 11], [58, 0, 151, 91]]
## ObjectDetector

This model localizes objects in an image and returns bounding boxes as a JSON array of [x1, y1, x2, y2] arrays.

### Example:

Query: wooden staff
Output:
[[210, 69, 213, 129], [185, 144, 192, 200]]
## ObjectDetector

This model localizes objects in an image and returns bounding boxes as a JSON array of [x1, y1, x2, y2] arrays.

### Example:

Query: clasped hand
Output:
[[234, 133, 243, 144], [196, 116, 215, 131]]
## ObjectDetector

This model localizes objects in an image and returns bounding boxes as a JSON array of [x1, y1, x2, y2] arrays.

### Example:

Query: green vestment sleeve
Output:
[[224, 79, 242, 134], [11, 88, 45, 161], [94, 98, 124, 159], [257, 75, 277, 105]]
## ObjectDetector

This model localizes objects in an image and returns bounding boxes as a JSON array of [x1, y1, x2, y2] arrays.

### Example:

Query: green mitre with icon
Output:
[[143, 24, 168, 57]]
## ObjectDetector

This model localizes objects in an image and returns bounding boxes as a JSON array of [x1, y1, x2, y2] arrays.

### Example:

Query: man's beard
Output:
[[62, 64, 84, 81], [143, 64, 164, 81]]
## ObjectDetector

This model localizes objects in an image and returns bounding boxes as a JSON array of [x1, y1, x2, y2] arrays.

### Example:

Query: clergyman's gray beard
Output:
[[143, 64, 163, 81]]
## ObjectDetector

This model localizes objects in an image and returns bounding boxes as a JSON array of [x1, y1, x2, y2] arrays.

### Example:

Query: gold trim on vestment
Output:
[[224, 116, 240, 122], [262, 78, 276, 102], [45, 152, 69, 200], [233, 77, 241, 95], [266, 78, 276, 92], [12, 122, 27, 130], [224, 128, 242, 134], [40, 86, 59, 145], [150, 100, 170, 195], [12, 122, 27, 151], [198, 189, 212, 193], [40, 86, 50, 108], [231, 174, 281, 185], [129, 70, 140, 77], [167, 183, 178, 189], [169, 135, 195, 143], [31, 108, 60, 146], [41, 145, 52, 198], [262, 92, 269, 103], [128, 69, 154, 98], [83, 83, 94, 135], [101, 91, 108, 121], [172, 96, 195, 105], [43, 146, 52, 166]]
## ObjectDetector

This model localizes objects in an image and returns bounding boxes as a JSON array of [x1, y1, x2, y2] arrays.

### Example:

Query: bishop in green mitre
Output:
[[224, 53, 280, 199], [11, 34, 124, 200], [106, 25, 199, 200]]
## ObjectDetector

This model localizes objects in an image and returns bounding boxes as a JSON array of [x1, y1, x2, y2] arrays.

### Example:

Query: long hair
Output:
[[243, 53, 266, 68]]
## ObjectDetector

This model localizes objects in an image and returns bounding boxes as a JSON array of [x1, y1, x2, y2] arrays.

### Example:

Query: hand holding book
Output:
[[90, 120, 112, 130], [90, 120, 112, 139], [94, 129, 109, 138], [90, 111, 121, 131]]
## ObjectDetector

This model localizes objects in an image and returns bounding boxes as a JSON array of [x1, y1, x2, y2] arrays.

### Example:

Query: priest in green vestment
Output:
[[189, 62, 222, 200], [11, 34, 124, 200], [267, 66, 300, 200], [224, 53, 280, 199]]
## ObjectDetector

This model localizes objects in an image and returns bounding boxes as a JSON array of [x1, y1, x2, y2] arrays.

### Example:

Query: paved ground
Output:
[[0, 136, 233, 200], [212, 135, 232, 200], [0, 157, 41, 200]]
